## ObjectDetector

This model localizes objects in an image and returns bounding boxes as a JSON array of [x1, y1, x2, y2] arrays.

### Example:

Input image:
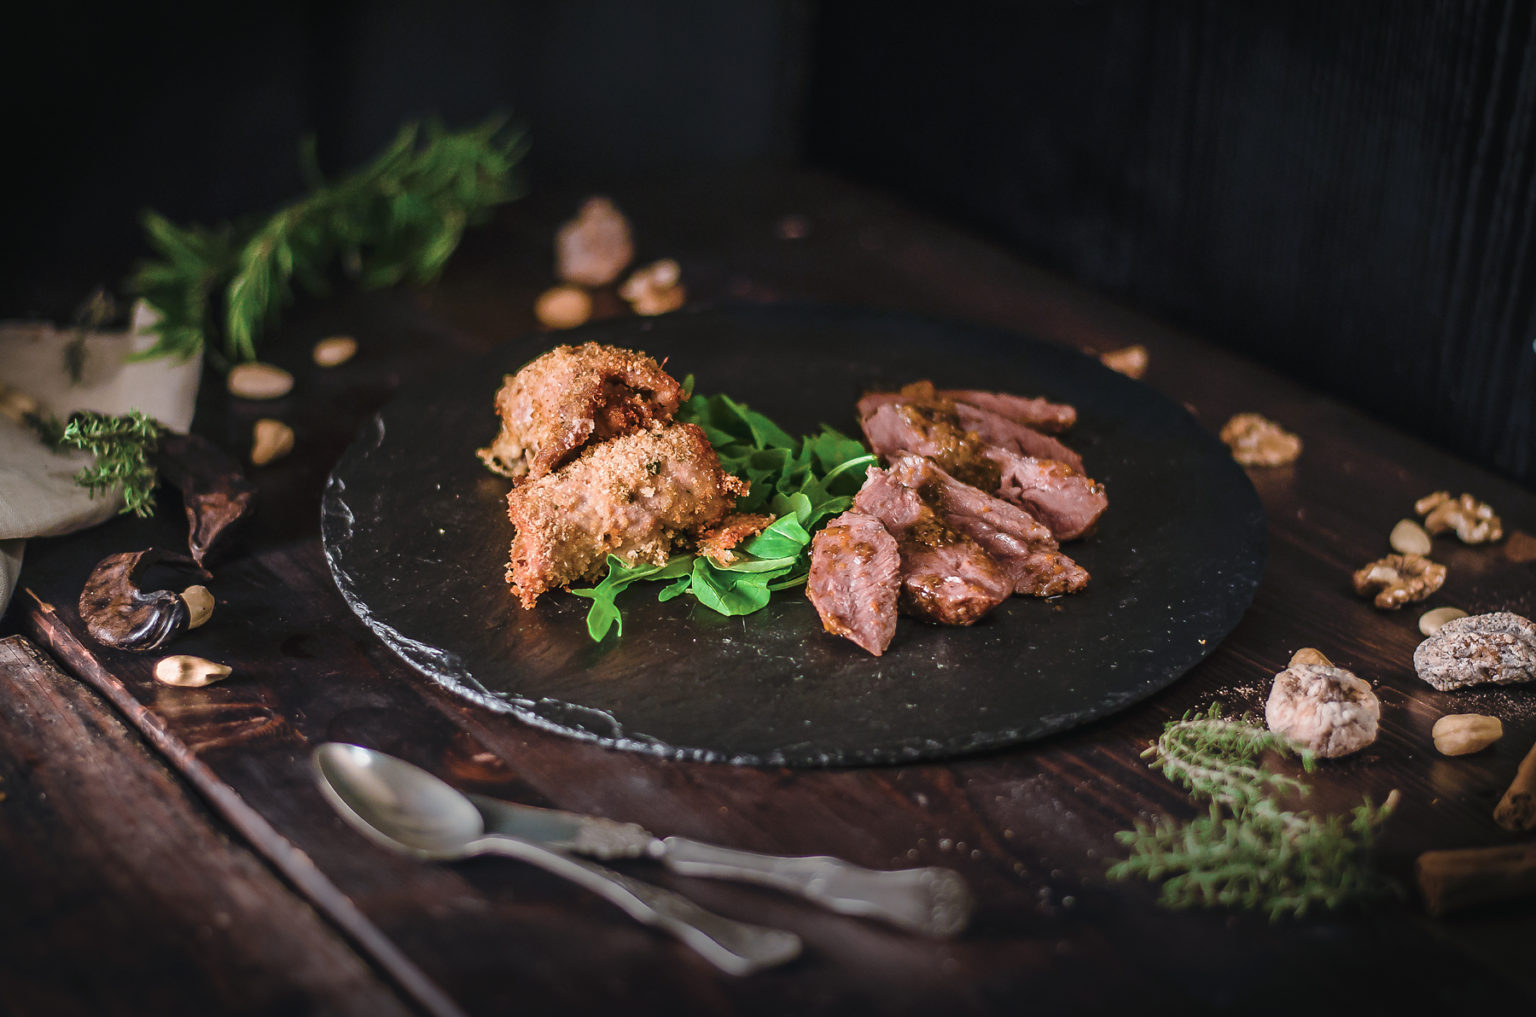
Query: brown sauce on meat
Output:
[[895, 404, 1002, 491]]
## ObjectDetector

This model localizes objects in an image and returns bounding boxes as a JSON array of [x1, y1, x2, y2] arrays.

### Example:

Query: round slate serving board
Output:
[[322, 304, 1265, 766]]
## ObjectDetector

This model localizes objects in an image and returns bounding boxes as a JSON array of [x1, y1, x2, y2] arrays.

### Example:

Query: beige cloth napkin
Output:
[[0, 301, 201, 614]]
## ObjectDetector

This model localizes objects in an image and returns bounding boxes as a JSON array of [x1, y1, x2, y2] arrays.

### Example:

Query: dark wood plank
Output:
[[0, 636, 416, 1017], [809, 1, 1536, 486], [13, 168, 1536, 1014]]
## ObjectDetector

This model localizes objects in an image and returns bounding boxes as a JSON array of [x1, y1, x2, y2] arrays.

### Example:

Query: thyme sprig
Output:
[[1108, 704, 1399, 920], [129, 117, 528, 364], [29, 410, 163, 517]]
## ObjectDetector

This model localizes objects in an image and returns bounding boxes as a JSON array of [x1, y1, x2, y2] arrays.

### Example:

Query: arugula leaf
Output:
[[569, 554, 695, 640], [688, 558, 780, 616], [571, 390, 876, 641]]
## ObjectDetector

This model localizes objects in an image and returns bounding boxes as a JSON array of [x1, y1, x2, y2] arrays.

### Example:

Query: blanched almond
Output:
[[154, 655, 231, 688], [312, 335, 357, 367], [180, 585, 214, 630], [1419, 606, 1468, 636], [1288, 647, 1333, 668], [1390, 518, 1432, 556], [228, 362, 294, 400], [251, 419, 294, 466]]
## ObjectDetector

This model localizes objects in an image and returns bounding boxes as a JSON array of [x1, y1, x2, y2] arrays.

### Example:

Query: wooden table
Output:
[[4, 168, 1534, 1017]]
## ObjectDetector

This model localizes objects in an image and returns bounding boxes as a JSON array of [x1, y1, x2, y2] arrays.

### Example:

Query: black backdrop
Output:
[[4, 0, 1533, 485]]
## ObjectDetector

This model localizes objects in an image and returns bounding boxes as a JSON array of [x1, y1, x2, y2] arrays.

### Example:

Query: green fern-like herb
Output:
[[128, 117, 528, 364], [1107, 704, 1399, 920], [30, 410, 163, 517]]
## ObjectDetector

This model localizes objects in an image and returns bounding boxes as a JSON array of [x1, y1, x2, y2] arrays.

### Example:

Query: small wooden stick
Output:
[[1416, 842, 1536, 917], [1493, 737, 1536, 832]]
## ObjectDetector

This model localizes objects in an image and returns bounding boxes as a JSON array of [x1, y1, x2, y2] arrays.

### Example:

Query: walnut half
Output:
[[1415, 491, 1503, 544], [1219, 413, 1301, 466], [1351, 553, 1447, 609]]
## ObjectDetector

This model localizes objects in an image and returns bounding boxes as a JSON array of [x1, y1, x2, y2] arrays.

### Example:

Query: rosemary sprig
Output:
[[29, 410, 163, 517], [1107, 704, 1399, 920], [128, 117, 528, 363]]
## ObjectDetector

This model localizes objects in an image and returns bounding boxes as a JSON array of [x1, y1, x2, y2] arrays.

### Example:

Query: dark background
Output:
[[4, 0, 1533, 485]]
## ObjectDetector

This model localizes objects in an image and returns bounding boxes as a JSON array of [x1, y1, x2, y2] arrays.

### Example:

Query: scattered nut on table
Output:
[[227, 362, 294, 400], [535, 285, 593, 329], [1419, 606, 1467, 636], [1432, 714, 1503, 756], [0, 384, 39, 425], [1415, 491, 1503, 544], [1266, 662, 1380, 758], [154, 654, 232, 688], [312, 335, 358, 367], [620, 258, 686, 316], [1351, 553, 1447, 609], [1389, 518, 1433, 556], [1219, 413, 1301, 466], [1100, 344, 1148, 379], [1289, 647, 1333, 668], [1413, 611, 1536, 691], [250, 419, 294, 466], [180, 584, 214, 630], [555, 196, 634, 286]]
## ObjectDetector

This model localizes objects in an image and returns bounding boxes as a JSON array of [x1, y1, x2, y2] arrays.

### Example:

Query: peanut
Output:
[[228, 362, 294, 400], [1432, 714, 1503, 756]]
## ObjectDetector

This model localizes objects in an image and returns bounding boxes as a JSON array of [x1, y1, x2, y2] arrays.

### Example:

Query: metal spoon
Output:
[[311, 743, 801, 976]]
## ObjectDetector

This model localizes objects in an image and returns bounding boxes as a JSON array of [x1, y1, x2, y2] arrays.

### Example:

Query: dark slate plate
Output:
[[322, 304, 1264, 766]]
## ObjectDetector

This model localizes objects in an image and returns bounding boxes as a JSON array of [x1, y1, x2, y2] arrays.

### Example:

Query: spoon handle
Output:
[[473, 833, 800, 975], [658, 837, 974, 937]]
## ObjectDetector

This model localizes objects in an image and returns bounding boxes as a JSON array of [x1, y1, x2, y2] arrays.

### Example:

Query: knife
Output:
[[465, 793, 973, 937]]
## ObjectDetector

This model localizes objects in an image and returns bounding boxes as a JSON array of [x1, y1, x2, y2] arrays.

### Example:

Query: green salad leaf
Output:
[[569, 387, 877, 642]]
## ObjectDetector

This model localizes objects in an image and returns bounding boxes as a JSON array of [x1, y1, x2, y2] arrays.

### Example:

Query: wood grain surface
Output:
[[810, 0, 1536, 486], [9, 168, 1536, 1015], [0, 636, 414, 1017]]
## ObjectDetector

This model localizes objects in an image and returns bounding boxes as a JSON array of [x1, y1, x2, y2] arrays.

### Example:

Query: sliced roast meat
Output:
[[936, 389, 1075, 433], [852, 468, 1012, 626], [986, 450, 1108, 541], [860, 402, 1004, 491], [859, 382, 1084, 473], [951, 400, 1083, 473], [885, 454, 1089, 597], [805, 511, 901, 655], [861, 401, 1107, 540]]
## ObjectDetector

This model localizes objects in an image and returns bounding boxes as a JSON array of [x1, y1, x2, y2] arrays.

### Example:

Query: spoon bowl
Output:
[[309, 742, 802, 975], [313, 742, 485, 857]]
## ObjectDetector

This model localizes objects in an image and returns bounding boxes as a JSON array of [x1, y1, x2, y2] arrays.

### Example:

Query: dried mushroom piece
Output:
[[154, 432, 257, 565], [79, 549, 212, 652], [1266, 662, 1380, 758], [1351, 553, 1446, 609], [1413, 611, 1536, 691], [1219, 413, 1301, 466], [555, 197, 634, 286], [1415, 491, 1503, 544]]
